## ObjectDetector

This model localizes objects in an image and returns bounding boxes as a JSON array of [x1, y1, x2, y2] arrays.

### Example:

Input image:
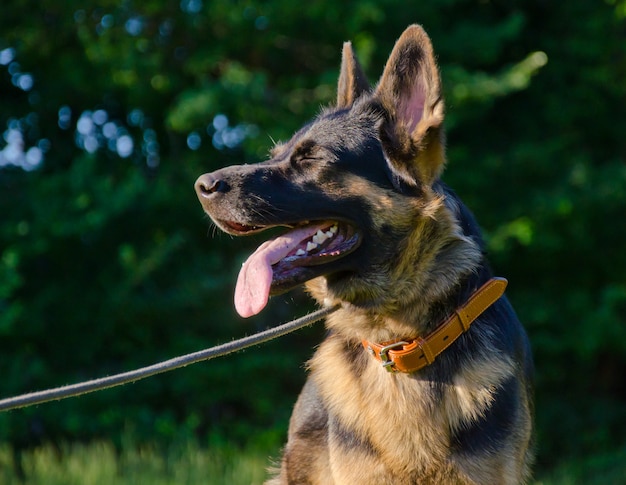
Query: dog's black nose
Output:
[[194, 173, 229, 198]]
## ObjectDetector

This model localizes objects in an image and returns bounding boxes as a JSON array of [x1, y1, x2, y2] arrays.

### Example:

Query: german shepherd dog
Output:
[[195, 25, 533, 484]]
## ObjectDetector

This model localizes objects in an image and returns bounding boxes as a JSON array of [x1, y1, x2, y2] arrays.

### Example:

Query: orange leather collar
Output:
[[362, 277, 508, 373]]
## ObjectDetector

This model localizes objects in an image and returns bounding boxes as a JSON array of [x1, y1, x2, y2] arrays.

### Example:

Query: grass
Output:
[[1, 440, 625, 484], [0, 441, 271, 485]]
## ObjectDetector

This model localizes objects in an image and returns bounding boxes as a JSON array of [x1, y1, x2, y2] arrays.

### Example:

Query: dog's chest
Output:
[[310, 338, 453, 470]]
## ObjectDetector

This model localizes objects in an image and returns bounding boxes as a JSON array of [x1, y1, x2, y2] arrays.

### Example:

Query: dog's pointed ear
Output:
[[375, 25, 445, 187], [337, 42, 370, 109]]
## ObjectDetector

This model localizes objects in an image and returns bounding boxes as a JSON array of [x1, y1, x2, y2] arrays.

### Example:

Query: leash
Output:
[[0, 305, 339, 412]]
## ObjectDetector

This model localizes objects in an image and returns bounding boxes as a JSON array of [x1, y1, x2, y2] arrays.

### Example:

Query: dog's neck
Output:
[[361, 276, 507, 374], [318, 255, 489, 345]]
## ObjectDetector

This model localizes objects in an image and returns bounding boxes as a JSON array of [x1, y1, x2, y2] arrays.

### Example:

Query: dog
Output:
[[194, 24, 534, 484]]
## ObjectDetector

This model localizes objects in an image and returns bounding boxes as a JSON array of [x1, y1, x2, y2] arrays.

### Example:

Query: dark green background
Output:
[[1, 0, 625, 474]]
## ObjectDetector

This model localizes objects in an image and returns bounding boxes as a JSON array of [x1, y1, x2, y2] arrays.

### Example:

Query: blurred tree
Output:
[[0, 0, 624, 472]]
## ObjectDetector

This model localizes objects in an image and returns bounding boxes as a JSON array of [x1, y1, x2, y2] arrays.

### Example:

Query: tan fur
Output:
[[289, 334, 523, 484]]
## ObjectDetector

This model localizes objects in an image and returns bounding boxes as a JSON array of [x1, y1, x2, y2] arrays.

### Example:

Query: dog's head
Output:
[[195, 25, 480, 318]]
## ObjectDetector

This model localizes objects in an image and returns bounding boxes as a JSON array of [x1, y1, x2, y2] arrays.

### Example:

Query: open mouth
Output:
[[220, 220, 361, 317]]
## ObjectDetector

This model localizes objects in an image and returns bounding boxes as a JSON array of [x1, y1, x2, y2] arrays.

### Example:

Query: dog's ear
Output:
[[375, 25, 445, 188], [337, 42, 370, 109]]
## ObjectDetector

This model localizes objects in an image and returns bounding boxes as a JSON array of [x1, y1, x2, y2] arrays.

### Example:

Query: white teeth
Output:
[[294, 224, 339, 257], [312, 230, 328, 245]]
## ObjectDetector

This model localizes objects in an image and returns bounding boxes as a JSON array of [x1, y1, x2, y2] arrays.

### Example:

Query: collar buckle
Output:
[[377, 341, 408, 372]]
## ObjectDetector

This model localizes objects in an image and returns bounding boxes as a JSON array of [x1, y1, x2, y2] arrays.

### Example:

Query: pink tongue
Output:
[[234, 223, 328, 318]]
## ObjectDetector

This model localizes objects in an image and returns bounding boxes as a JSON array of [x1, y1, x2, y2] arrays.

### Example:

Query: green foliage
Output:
[[535, 447, 626, 485], [0, 0, 625, 476]]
